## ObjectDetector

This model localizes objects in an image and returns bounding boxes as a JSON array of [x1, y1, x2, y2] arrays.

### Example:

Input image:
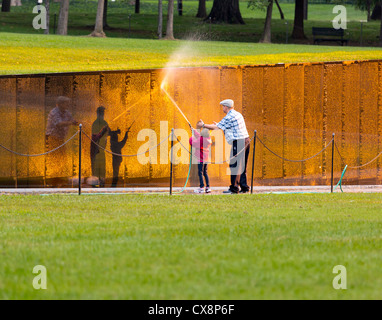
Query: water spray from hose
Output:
[[111, 96, 149, 123], [161, 81, 192, 131]]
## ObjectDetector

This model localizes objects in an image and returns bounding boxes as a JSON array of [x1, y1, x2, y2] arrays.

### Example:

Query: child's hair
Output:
[[200, 128, 210, 138]]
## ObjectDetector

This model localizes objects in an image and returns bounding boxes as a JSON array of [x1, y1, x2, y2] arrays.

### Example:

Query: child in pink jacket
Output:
[[189, 128, 212, 193]]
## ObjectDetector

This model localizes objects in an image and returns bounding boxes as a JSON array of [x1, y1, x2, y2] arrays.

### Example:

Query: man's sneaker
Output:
[[205, 187, 212, 194], [222, 189, 238, 194], [240, 189, 249, 194], [194, 187, 204, 194]]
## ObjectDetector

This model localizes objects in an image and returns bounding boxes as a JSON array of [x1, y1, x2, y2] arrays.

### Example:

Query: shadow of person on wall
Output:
[[110, 128, 128, 187], [46, 96, 78, 187], [91, 106, 109, 187]]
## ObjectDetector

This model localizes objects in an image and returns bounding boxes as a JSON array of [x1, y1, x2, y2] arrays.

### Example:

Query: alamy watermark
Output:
[[332, 265, 347, 290], [332, 5, 347, 30], [31, 263, 348, 291], [32, 4, 47, 30], [32, 3, 348, 31], [135, 121, 247, 176], [32, 265, 47, 290]]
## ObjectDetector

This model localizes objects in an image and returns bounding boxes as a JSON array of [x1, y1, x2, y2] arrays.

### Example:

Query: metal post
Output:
[[27, 155, 29, 188], [79, 124, 82, 195], [169, 129, 174, 195], [331, 133, 335, 193], [251, 130, 257, 194]]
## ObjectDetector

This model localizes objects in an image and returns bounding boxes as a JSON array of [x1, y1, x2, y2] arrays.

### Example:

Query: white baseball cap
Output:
[[220, 99, 234, 108]]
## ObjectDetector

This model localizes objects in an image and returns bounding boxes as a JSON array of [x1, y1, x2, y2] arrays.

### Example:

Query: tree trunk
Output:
[[206, 0, 245, 24], [44, 0, 50, 34], [275, 0, 284, 20], [103, 0, 110, 29], [135, 0, 140, 14], [260, 0, 273, 43], [1, 0, 11, 12], [164, 0, 175, 40], [57, 0, 69, 35], [291, 0, 306, 39], [196, 0, 207, 18], [371, 3, 381, 20], [90, 0, 106, 37], [158, 0, 163, 39], [303, 0, 307, 20], [366, 0, 371, 21]]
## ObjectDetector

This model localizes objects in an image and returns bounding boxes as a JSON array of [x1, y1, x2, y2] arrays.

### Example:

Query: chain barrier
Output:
[[256, 135, 334, 163], [2, 125, 381, 193], [335, 144, 343, 162], [0, 131, 79, 157], [335, 143, 382, 169]]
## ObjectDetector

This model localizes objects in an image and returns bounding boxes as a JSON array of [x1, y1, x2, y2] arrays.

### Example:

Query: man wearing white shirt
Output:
[[199, 99, 250, 194]]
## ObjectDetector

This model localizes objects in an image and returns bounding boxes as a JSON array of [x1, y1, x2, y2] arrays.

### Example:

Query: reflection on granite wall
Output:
[[0, 61, 381, 188]]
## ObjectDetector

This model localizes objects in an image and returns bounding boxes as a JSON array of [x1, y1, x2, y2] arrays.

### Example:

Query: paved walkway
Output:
[[1, 185, 382, 195]]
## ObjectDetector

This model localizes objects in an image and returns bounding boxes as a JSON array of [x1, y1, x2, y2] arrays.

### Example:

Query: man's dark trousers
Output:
[[229, 138, 250, 193]]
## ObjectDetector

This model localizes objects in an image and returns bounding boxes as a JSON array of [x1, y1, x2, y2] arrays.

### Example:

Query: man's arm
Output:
[[197, 120, 220, 131], [203, 123, 219, 130], [92, 125, 109, 142]]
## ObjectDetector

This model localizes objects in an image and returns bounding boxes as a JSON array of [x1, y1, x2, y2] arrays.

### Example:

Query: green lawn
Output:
[[1, 32, 382, 75], [1, 1, 381, 302], [0, 193, 381, 299], [1, 1, 382, 75]]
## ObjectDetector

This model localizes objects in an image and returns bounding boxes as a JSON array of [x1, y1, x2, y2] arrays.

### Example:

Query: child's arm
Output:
[[119, 131, 128, 149], [193, 130, 201, 138], [189, 129, 201, 148]]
